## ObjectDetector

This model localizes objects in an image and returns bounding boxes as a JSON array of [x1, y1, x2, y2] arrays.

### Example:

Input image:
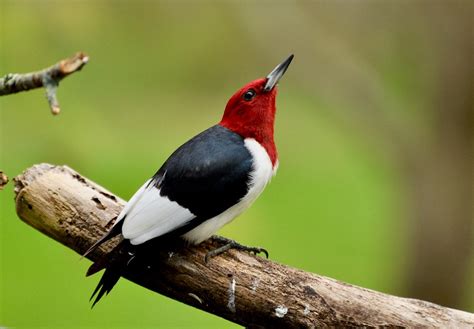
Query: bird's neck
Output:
[[219, 118, 278, 166]]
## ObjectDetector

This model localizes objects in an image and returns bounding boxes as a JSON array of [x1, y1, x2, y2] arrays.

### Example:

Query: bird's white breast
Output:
[[182, 138, 275, 244]]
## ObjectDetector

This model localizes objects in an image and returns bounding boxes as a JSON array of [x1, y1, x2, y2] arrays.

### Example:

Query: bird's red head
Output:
[[220, 55, 293, 166]]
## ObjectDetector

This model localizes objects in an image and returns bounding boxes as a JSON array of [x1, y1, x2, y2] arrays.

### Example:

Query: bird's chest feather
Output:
[[182, 138, 276, 244]]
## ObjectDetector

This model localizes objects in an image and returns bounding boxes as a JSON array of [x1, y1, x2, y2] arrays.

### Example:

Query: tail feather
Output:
[[88, 239, 135, 307], [87, 256, 110, 277], [82, 216, 124, 259], [90, 266, 122, 307]]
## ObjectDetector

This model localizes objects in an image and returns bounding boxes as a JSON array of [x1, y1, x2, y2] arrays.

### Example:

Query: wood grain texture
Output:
[[14, 164, 474, 328]]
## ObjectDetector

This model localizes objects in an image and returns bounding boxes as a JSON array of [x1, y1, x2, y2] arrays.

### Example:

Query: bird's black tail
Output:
[[82, 217, 123, 259], [87, 239, 136, 307], [89, 263, 121, 308]]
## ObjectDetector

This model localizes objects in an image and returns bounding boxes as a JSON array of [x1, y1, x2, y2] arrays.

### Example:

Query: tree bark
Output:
[[13, 163, 474, 328]]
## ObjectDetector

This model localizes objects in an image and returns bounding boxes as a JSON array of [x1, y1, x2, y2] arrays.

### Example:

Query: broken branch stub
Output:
[[0, 171, 8, 190]]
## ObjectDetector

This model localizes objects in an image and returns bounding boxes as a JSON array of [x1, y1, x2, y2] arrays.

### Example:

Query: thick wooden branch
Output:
[[13, 164, 474, 328], [0, 52, 88, 114]]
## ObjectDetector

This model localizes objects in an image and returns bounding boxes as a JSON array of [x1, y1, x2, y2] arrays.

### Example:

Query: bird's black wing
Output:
[[157, 124, 253, 219], [116, 124, 253, 244]]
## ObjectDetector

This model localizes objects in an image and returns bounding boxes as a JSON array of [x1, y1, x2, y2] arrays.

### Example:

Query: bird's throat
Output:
[[219, 120, 277, 166]]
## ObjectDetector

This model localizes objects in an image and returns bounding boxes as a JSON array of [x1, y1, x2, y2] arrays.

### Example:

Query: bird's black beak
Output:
[[263, 54, 294, 92]]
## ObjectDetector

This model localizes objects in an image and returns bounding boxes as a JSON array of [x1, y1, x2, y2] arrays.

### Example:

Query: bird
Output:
[[84, 54, 294, 306]]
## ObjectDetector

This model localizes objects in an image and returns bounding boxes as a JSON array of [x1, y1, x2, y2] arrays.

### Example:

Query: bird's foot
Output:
[[205, 236, 269, 263]]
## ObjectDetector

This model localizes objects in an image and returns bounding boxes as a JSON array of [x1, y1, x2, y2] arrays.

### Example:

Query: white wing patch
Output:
[[114, 179, 151, 224], [120, 179, 195, 245]]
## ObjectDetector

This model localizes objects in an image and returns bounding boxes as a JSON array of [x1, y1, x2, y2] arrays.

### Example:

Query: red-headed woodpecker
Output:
[[85, 54, 294, 306]]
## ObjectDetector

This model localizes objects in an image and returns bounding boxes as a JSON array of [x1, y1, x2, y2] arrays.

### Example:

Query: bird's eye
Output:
[[242, 89, 256, 101]]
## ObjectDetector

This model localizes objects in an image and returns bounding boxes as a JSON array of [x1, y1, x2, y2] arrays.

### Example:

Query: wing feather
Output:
[[117, 125, 253, 246], [121, 181, 195, 245]]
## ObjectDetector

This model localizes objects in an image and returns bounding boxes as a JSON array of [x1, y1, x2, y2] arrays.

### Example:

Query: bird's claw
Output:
[[205, 236, 269, 263]]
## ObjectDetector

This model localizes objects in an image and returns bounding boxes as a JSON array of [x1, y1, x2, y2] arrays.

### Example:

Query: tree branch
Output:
[[0, 52, 88, 115], [13, 164, 474, 328], [0, 171, 8, 190]]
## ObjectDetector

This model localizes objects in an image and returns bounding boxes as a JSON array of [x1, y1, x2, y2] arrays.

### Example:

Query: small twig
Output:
[[0, 52, 89, 115], [0, 171, 8, 190]]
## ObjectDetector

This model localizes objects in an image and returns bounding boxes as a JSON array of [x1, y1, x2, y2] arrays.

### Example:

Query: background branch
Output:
[[0, 171, 8, 190], [13, 163, 474, 328], [0, 52, 88, 114]]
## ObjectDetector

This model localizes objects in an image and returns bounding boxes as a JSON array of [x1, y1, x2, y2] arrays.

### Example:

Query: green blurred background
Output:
[[1, 1, 472, 328]]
